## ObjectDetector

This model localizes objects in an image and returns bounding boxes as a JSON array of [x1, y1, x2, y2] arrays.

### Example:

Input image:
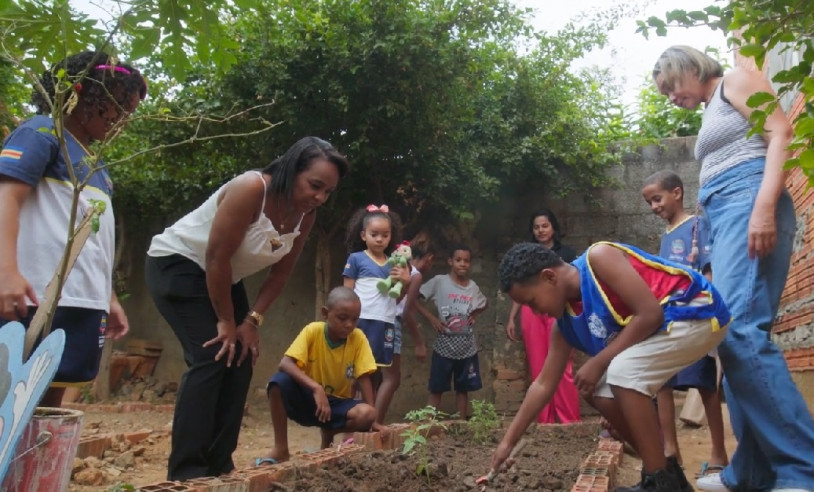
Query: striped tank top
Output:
[[694, 79, 766, 186]]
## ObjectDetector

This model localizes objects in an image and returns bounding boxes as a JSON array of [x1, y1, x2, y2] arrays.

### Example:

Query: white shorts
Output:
[[594, 297, 727, 399]]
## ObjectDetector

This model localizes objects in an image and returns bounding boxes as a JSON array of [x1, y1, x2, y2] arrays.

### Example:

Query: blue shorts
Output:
[[1, 306, 106, 385], [664, 355, 717, 391], [357, 318, 394, 366], [428, 352, 482, 394], [267, 372, 361, 430], [393, 316, 404, 355]]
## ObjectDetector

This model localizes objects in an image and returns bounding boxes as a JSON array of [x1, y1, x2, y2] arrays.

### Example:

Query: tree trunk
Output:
[[314, 230, 332, 319]]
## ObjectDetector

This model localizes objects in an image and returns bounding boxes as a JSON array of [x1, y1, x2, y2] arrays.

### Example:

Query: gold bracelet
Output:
[[246, 310, 264, 326]]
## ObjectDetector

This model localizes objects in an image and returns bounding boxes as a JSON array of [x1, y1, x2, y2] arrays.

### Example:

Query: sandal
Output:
[[254, 457, 279, 467], [695, 461, 726, 479]]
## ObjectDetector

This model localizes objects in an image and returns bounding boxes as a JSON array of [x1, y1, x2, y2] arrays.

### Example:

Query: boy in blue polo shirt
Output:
[[642, 170, 729, 485]]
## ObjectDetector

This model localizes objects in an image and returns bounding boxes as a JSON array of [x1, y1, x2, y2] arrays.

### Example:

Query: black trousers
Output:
[[145, 254, 253, 481]]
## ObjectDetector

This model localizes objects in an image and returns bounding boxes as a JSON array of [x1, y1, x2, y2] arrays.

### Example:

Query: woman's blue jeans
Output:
[[700, 158, 814, 491]]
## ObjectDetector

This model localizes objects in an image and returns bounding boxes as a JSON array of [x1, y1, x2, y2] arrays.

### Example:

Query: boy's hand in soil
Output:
[[313, 386, 331, 422], [490, 439, 516, 474]]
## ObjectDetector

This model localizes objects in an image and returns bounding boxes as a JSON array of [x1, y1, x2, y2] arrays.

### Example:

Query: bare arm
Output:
[[356, 373, 376, 406], [204, 172, 265, 366], [280, 355, 332, 422], [725, 68, 794, 259], [505, 301, 522, 341], [400, 271, 427, 360], [0, 178, 37, 319], [415, 299, 445, 332], [491, 327, 571, 471]]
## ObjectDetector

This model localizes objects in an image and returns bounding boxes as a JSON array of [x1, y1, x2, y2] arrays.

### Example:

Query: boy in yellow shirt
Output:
[[257, 287, 383, 464]]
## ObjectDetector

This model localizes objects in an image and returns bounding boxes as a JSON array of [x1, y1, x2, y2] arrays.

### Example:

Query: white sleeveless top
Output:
[[148, 171, 303, 283]]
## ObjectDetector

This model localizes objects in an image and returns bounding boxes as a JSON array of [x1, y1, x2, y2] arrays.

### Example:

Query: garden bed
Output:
[[270, 422, 600, 492]]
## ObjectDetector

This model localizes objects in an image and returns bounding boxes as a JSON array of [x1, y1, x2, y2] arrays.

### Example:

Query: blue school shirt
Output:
[[0, 115, 115, 310], [343, 251, 396, 323], [659, 215, 711, 272], [556, 242, 730, 356]]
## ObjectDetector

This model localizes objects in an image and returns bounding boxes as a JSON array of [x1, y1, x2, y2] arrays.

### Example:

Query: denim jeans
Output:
[[699, 158, 814, 491]]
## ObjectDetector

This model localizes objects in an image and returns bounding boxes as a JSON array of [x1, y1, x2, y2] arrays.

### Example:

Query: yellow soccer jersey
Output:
[[285, 321, 377, 399]]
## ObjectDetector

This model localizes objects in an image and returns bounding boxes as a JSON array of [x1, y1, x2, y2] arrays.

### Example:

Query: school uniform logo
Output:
[[671, 239, 685, 255], [345, 363, 354, 380], [588, 313, 607, 339]]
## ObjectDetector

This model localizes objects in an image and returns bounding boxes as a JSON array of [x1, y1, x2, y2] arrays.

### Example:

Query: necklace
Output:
[[273, 201, 299, 232]]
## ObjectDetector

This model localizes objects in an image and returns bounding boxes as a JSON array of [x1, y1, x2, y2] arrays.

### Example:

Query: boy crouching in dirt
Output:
[[490, 242, 730, 492], [257, 287, 386, 465]]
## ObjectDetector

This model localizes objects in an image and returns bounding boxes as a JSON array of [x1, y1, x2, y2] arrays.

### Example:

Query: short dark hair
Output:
[[499, 242, 563, 292], [262, 136, 349, 202], [448, 243, 471, 259], [643, 170, 684, 195], [325, 286, 360, 308]]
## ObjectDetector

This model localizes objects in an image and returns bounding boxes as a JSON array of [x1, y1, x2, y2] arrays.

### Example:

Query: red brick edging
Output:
[[570, 438, 624, 492], [132, 421, 621, 491]]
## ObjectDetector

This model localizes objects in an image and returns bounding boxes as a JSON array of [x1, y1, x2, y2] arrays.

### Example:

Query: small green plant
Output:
[[401, 406, 449, 485], [107, 484, 135, 492], [469, 399, 500, 445], [78, 382, 95, 404]]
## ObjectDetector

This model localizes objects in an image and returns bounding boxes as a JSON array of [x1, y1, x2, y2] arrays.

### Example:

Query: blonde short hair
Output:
[[652, 45, 723, 91]]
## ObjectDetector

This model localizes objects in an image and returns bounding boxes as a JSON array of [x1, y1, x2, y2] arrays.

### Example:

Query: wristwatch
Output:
[[246, 310, 264, 326]]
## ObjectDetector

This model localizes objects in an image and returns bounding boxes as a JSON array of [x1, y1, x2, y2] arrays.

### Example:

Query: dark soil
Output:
[[272, 423, 600, 492]]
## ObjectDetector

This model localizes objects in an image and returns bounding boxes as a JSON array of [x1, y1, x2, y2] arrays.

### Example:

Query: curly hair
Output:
[[344, 206, 403, 255], [262, 136, 349, 202], [32, 51, 147, 116], [498, 242, 563, 293]]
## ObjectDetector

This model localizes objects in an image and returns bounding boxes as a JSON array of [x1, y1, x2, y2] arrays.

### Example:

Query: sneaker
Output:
[[666, 456, 693, 492], [697, 471, 729, 491], [615, 468, 681, 492]]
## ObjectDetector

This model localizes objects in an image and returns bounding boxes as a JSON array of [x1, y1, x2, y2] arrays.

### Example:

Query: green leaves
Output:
[[1, 0, 249, 80], [746, 91, 776, 108]]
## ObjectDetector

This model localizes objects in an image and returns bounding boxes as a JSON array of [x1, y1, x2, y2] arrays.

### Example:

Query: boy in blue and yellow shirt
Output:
[[490, 241, 730, 492], [258, 287, 384, 464], [643, 170, 729, 483]]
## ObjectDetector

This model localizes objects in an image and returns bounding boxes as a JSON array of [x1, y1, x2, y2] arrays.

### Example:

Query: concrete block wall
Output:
[[488, 138, 703, 415], [117, 131, 814, 417]]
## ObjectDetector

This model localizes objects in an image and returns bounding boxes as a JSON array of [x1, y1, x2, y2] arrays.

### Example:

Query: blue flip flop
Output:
[[254, 457, 279, 467]]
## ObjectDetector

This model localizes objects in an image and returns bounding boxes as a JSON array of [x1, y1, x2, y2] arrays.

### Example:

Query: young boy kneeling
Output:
[[259, 287, 384, 464], [490, 242, 730, 492]]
